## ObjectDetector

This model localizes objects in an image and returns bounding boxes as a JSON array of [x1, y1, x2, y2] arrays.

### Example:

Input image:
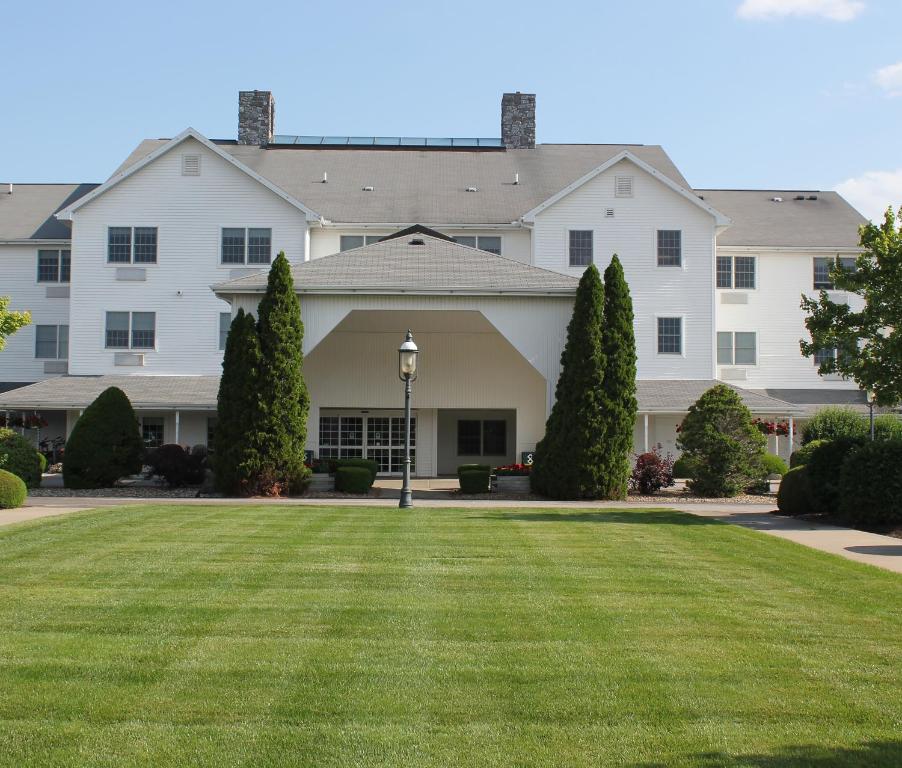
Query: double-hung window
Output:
[[37, 249, 71, 283], [657, 317, 682, 355], [717, 331, 757, 365], [108, 227, 157, 264], [569, 230, 593, 267], [105, 311, 155, 349], [716, 255, 756, 289], [141, 417, 164, 449], [456, 419, 507, 456], [34, 325, 68, 359], [452, 235, 502, 255], [222, 227, 272, 265], [813, 256, 856, 290], [657, 230, 682, 266], [219, 313, 231, 350], [339, 234, 384, 251]]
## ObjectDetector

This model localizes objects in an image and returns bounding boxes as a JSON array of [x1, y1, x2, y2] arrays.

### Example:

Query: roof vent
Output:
[[181, 154, 201, 176], [466, 186, 478, 193], [513, 172, 520, 185], [605, 208, 615, 217], [322, 172, 328, 184], [807, 195, 818, 201], [7, 183, 12, 195], [771, 196, 783, 203], [615, 176, 633, 198], [794, 195, 805, 201], [409, 238, 425, 246], [362, 185, 374, 192]]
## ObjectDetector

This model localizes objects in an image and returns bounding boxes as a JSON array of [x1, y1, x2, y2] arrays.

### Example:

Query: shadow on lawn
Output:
[[468, 510, 721, 526], [632, 740, 902, 768]]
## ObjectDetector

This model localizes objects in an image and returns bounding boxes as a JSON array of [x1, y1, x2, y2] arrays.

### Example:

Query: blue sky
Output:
[[3, 0, 900, 219]]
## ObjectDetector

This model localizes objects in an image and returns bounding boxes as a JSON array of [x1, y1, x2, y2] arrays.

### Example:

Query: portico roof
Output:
[[213, 231, 580, 296], [0, 375, 800, 415]]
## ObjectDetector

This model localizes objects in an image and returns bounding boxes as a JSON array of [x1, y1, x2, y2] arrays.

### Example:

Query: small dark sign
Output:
[[521, 451, 534, 466]]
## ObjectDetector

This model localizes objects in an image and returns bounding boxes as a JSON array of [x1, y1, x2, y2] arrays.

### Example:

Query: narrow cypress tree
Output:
[[531, 264, 607, 499], [600, 255, 638, 499], [214, 309, 263, 495], [255, 252, 310, 495]]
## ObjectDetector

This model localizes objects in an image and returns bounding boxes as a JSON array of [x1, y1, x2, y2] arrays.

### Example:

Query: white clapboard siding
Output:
[[0, 244, 71, 384], [67, 136, 308, 376], [531, 159, 716, 380], [715, 249, 863, 389]]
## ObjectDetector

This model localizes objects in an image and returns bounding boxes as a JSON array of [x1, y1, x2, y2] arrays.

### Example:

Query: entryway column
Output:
[[175, 410, 181, 445], [643, 414, 649, 453]]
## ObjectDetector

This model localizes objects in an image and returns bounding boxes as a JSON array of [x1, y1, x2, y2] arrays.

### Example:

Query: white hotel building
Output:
[[0, 91, 868, 475]]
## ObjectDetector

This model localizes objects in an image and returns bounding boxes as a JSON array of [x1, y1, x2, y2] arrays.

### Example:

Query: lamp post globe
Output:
[[866, 389, 876, 441], [398, 330, 418, 508]]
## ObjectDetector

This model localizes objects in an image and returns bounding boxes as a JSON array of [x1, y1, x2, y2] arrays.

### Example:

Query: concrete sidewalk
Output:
[[5, 494, 901, 574]]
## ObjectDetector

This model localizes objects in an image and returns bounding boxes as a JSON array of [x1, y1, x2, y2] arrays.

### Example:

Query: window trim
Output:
[[220, 226, 273, 265], [717, 330, 758, 367], [655, 314, 685, 357], [106, 226, 158, 265], [36, 249, 71, 283], [34, 324, 69, 360], [568, 229, 594, 268], [140, 416, 165, 450], [656, 229, 683, 268], [813, 255, 857, 291], [716, 254, 757, 290], [104, 311, 156, 351]]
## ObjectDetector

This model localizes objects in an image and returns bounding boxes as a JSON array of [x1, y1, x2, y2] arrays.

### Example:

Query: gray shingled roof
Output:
[[637, 380, 800, 414], [0, 183, 99, 241], [697, 190, 866, 248], [0, 375, 800, 414], [214, 233, 580, 295], [754, 388, 901, 418], [0, 376, 219, 410], [115, 140, 692, 225]]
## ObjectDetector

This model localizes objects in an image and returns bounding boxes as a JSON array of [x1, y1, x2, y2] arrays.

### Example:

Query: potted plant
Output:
[[494, 463, 531, 493]]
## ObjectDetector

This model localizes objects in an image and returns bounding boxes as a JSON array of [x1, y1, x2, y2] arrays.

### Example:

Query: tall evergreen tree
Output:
[[255, 252, 310, 495], [214, 308, 263, 495], [531, 264, 607, 499], [599, 255, 638, 499]]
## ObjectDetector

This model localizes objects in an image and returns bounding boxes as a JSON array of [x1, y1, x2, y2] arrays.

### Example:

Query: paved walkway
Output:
[[4, 493, 901, 574]]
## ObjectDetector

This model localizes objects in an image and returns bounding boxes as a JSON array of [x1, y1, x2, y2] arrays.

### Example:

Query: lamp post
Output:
[[866, 389, 876, 441], [398, 329, 419, 509]]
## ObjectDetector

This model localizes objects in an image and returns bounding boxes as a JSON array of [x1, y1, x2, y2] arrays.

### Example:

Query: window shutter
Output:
[[182, 154, 201, 176]]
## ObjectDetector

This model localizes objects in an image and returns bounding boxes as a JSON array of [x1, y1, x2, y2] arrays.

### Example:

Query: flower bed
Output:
[[493, 463, 531, 493]]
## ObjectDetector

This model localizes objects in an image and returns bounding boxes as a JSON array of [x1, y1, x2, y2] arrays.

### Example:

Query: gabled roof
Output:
[[55, 129, 321, 221], [521, 151, 731, 226], [213, 232, 580, 296], [697, 190, 866, 249], [0, 183, 98, 241], [114, 139, 692, 225]]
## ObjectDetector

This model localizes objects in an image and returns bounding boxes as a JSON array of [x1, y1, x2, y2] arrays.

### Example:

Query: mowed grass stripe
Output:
[[0, 505, 899, 767]]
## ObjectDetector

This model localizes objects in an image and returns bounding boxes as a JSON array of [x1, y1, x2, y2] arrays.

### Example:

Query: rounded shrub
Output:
[[807, 437, 865, 514], [335, 466, 371, 494], [63, 387, 144, 489], [459, 469, 490, 494], [146, 444, 206, 488], [801, 407, 867, 445], [873, 415, 902, 441], [839, 439, 902, 528], [777, 466, 814, 517], [0, 469, 26, 509], [760, 453, 788, 477], [790, 439, 829, 468], [0, 428, 45, 488], [335, 458, 378, 486], [671, 455, 696, 479]]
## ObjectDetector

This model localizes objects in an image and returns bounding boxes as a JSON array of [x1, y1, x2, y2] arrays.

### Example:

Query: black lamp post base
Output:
[[399, 490, 413, 509]]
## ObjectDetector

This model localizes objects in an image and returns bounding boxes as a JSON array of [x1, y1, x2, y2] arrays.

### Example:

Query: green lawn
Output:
[[0, 506, 900, 767]]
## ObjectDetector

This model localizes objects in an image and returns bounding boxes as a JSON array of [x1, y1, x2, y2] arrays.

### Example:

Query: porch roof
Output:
[[0, 376, 220, 412], [0, 375, 800, 416], [213, 232, 580, 296]]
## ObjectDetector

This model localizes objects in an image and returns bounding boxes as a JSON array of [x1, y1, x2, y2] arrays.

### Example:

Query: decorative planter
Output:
[[308, 474, 333, 492], [495, 475, 531, 494]]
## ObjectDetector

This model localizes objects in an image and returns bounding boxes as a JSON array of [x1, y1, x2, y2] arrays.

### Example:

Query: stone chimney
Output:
[[501, 92, 536, 149], [238, 90, 275, 146]]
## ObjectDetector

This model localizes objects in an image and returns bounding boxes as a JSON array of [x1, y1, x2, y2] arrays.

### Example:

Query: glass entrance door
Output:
[[319, 412, 416, 476]]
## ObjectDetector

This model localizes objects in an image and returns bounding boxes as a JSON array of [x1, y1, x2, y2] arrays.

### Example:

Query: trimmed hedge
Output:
[[457, 464, 491, 474], [146, 444, 206, 488], [335, 466, 371, 494], [459, 469, 490, 494], [790, 439, 829, 468], [0, 428, 44, 488], [802, 407, 867, 444], [761, 453, 788, 477], [839, 440, 902, 528], [671, 456, 696, 479], [807, 437, 864, 514], [777, 466, 814, 517], [335, 458, 378, 486], [0, 469, 26, 509]]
